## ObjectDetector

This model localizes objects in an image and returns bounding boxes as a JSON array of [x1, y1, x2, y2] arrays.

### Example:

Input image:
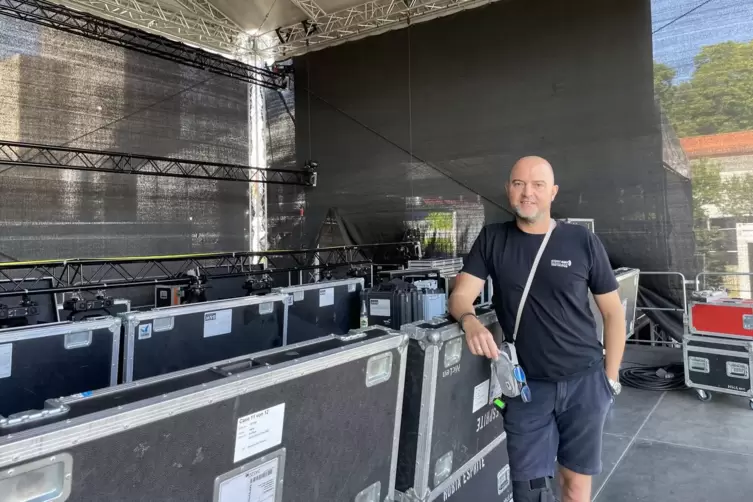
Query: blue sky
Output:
[[652, 0, 753, 82]]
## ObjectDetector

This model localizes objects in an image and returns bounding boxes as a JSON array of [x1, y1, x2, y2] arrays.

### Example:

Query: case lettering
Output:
[[476, 408, 501, 433], [442, 456, 485, 500], [442, 364, 460, 378]]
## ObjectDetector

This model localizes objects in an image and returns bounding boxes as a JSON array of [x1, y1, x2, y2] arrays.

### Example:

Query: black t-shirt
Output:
[[461, 220, 618, 381]]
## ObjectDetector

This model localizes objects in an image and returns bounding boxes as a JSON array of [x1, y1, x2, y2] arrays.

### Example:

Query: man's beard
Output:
[[514, 206, 541, 223]]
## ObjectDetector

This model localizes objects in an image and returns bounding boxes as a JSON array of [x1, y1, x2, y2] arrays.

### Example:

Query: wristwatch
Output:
[[608, 378, 622, 396]]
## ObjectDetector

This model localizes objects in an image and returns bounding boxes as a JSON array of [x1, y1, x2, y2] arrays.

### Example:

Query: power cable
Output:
[[619, 363, 688, 391], [652, 0, 717, 35]]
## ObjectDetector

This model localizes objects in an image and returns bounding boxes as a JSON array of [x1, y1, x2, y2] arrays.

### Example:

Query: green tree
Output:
[[654, 61, 677, 114], [722, 174, 753, 217], [656, 40, 753, 137], [690, 159, 728, 286]]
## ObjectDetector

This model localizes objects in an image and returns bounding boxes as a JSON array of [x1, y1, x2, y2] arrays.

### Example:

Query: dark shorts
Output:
[[503, 366, 614, 481]]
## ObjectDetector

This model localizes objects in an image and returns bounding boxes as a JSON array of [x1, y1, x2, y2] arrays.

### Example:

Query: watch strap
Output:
[[458, 312, 478, 332]]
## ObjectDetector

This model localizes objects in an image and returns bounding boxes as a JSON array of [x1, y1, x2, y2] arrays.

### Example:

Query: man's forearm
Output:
[[448, 294, 476, 322], [603, 313, 626, 381]]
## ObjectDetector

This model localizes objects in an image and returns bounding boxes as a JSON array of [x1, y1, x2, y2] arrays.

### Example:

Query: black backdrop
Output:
[[291, 0, 694, 335]]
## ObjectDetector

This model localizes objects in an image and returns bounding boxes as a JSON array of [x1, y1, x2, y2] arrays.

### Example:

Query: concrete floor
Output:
[[591, 344, 753, 501]]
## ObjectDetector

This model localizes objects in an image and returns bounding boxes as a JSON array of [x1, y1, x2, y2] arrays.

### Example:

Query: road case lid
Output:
[[400, 305, 497, 343], [120, 293, 288, 323], [273, 277, 364, 295], [0, 316, 121, 344], [614, 267, 640, 279]]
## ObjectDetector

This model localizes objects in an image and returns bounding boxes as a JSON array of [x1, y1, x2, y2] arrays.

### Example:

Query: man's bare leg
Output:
[[558, 465, 592, 502]]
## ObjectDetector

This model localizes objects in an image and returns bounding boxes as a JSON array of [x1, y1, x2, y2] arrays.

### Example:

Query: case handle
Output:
[[210, 358, 259, 377], [0, 401, 70, 432]]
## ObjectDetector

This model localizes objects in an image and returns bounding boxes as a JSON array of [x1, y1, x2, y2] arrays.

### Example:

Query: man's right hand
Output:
[[463, 317, 499, 360]]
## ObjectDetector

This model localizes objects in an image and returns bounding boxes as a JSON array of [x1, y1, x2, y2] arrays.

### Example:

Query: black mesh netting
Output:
[[0, 16, 249, 259]]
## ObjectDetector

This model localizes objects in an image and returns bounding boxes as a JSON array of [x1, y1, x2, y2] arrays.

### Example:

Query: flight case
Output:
[[273, 277, 364, 344], [684, 334, 753, 408], [120, 294, 288, 382], [396, 305, 506, 501], [590, 267, 640, 342], [0, 317, 121, 420], [0, 327, 407, 502], [395, 433, 511, 502]]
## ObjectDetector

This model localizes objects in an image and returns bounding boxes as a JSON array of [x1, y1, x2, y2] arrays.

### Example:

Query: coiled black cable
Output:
[[619, 363, 688, 391]]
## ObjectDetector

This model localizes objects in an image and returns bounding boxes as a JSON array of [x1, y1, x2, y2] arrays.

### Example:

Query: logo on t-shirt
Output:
[[551, 259, 572, 268]]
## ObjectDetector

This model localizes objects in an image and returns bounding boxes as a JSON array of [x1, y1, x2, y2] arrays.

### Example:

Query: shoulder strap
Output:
[[512, 219, 556, 342]]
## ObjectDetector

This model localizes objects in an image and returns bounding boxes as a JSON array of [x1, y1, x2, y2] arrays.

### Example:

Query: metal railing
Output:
[[632, 271, 688, 347]]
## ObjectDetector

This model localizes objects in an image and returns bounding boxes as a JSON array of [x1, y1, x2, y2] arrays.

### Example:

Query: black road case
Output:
[[684, 334, 753, 407], [590, 267, 640, 343], [0, 328, 407, 502], [396, 432, 511, 502], [121, 294, 288, 382], [273, 277, 364, 344], [0, 317, 120, 420], [396, 305, 506, 501]]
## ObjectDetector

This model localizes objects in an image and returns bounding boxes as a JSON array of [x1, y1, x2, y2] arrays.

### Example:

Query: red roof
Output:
[[680, 131, 753, 159]]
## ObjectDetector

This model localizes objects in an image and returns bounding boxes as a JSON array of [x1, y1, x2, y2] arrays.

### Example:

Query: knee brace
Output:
[[512, 477, 557, 502]]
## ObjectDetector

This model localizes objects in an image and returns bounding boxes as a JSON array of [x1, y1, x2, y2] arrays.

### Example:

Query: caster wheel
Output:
[[696, 389, 712, 402]]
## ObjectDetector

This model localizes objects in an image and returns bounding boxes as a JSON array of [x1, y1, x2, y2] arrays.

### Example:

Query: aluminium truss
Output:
[[0, 242, 421, 296], [0, 0, 287, 88], [261, 0, 501, 59], [0, 141, 317, 185]]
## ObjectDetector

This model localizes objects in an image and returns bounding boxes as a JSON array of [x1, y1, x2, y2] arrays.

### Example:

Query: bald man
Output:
[[449, 156, 625, 502]]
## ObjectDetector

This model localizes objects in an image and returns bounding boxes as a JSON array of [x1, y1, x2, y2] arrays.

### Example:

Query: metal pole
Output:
[[243, 39, 268, 261]]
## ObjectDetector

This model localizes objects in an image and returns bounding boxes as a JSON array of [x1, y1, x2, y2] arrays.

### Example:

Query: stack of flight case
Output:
[[364, 279, 426, 329], [395, 305, 512, 502], [407, 258, 493, 306], [378, 269, 447, 321], [685, 291, 753, 409], [0, 328, 408, 501]]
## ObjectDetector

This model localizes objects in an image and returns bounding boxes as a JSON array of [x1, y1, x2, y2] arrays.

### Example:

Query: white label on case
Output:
[[472, 379, 490, 413], [319, 287, 334, 307], [370, 299, 391, 317], [0, 343, 12, 379], [138, 323, 152, 340], [348, 283, 356, 293], [234, 403, 285, 463], [293, 291, 304, 302], [218, 457, 279, 502], [204, 309, 232, 338]]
